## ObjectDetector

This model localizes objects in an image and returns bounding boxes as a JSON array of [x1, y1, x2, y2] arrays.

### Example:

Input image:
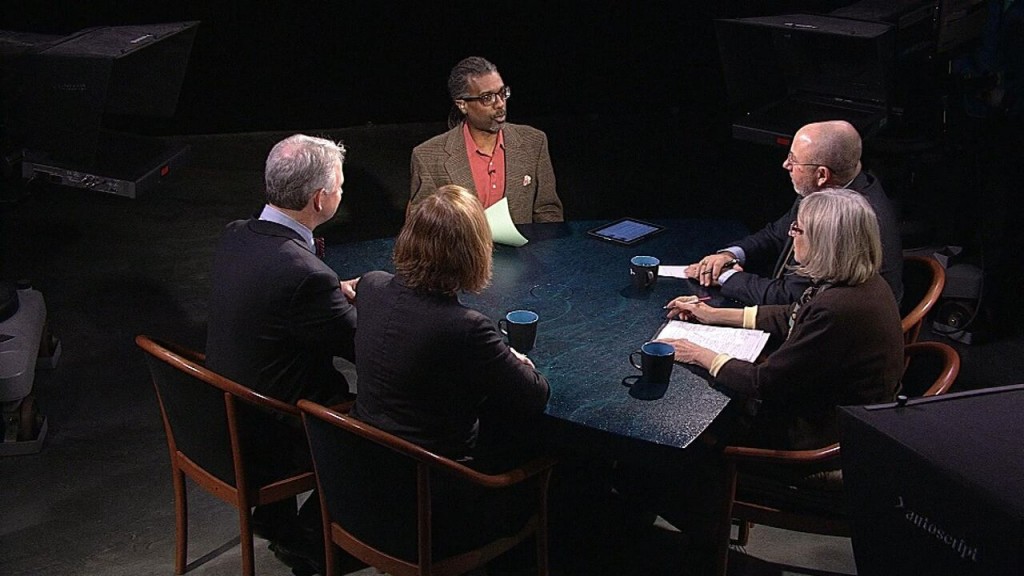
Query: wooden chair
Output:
[[900, 254, 946, 344], [713, 340, 961, 576], [136, 335, 316, 576], [298, 399, 557, 576]]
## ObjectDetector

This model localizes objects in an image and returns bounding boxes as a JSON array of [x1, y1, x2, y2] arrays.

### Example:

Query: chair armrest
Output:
[[449, 455, 560, 489], [901, 255, 946, 338], [723, 443, 840, 465], [904, 341, 960, 397], [298, 398, 558, 490]]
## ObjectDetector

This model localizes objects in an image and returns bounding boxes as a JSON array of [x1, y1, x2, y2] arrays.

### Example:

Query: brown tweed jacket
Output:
[[409, 122, 564, 224]]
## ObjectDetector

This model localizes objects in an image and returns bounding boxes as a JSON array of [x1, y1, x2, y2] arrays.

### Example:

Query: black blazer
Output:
[[350, 271, 549, 459], [720, 171, 904, 305], [206, 217, 357, 406]]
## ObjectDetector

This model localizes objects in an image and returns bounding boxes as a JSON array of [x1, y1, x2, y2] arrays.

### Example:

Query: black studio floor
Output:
[[1, 114, 1022, 576]]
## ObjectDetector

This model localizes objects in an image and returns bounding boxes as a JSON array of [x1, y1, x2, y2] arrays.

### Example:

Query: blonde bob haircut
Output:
[[792, 188, 881, 285], [394, 185, 493, 295]]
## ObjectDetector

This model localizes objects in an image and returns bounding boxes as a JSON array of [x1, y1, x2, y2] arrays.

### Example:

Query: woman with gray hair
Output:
[[663, 188, 903, 451]]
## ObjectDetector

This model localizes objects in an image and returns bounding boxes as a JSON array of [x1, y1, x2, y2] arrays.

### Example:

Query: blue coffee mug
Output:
[[498, 309, 539, 352], [628, 341, 675, 384]]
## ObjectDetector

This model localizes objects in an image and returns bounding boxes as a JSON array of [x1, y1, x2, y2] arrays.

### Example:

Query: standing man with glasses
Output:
[[686, 120, 903, 305], [409, 56, 564, 224]]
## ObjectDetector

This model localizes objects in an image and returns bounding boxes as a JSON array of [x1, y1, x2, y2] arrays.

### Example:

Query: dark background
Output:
[[2, 1, 1021, 331], [0, 1, 855, 134]]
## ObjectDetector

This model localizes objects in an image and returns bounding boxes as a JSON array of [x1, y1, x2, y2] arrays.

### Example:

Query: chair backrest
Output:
[[300, 400, 422, 562], [136, 334, 303, 488], [900, 340, 960, 398], [900, 255, 946, 344], [716, 340, 962, 575], [138, 335, 239, 486], [299, 399, 552, 574]]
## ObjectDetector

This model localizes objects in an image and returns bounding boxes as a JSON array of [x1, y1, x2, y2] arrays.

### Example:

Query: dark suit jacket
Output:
[[206, 217, 357, 407], [720, 171, 904, 305], [716, 275, 904, 451], [409, 122, 564, 224], [350, 271, 550, 459]]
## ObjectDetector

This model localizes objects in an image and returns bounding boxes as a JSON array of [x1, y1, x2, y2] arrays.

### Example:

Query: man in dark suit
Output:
[[206, 133, 358, 575], [409, 56, 564, 224], [687, 120, 903, 305]]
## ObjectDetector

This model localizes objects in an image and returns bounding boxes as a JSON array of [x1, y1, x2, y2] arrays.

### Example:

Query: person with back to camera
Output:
[[352, 184, 549, 458], [350, 184, 550, 555], [686, 120, 903, 306], [615, 189, 903, 573], [206, 133, 360, 575], [409, 56, 564, 224]]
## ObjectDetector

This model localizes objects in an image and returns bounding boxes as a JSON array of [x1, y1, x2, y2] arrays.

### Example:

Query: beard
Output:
[[793, 179, 818, 197]]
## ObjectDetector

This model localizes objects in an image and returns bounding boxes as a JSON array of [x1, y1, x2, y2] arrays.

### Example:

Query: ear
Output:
[[455, 100, 467, 113], [312, 189, 323, 212], [816, 167, 831, 187]]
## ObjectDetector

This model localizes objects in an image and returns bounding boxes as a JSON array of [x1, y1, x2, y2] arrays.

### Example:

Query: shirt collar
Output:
[[462, 122, 504, 155], [259, 204, 314, 250]]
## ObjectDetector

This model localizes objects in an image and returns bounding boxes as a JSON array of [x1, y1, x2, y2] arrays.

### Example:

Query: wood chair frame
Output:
[[901, 255, 946, 345], [136, 335, 316, 576], [298, 399, 557, 576], [713, 340, 961, 576]]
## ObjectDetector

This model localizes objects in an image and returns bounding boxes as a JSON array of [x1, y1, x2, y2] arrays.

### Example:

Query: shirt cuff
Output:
[[742, 306, 758, 330], [718, 269, 738, 284], [709, 353, 733, 377], [719, 247, 745, 263]]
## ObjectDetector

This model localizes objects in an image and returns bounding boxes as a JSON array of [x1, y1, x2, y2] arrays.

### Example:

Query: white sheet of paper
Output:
[[659, 265, 690, 279], [484, 197, 528, 247], [655, 320, 769, 363]]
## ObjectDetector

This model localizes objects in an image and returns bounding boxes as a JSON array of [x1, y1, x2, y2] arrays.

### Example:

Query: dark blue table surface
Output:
[[327, 218, 749, 451]]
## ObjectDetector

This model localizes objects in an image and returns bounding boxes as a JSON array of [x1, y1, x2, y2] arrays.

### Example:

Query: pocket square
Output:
[[522, 175, 532, 186]]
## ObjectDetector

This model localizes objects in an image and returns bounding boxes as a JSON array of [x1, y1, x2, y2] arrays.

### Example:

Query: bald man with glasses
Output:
[[409, 56, 564, 224], [687, 120, 903, 305]]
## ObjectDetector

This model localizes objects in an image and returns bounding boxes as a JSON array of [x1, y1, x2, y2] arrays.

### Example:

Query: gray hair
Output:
[[793, 188, 881, 285], [264, 134, 346, 210], [446, 56, 499, 128]]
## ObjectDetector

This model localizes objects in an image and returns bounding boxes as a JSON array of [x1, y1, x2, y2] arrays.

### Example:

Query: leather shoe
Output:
[[269, 539, 324, 576]]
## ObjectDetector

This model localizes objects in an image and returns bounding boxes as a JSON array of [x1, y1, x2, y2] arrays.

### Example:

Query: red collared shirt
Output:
[[462, 122, 506, 209]]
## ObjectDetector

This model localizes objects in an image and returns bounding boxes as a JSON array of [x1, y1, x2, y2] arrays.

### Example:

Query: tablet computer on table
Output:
[[587, 218, 665, 246]]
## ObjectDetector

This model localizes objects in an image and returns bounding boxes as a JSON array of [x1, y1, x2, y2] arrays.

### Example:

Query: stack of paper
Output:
[[655, 320, 769, 362]]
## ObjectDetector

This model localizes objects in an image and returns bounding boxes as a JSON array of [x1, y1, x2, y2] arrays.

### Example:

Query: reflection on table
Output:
[[327, 219, 749, 452]]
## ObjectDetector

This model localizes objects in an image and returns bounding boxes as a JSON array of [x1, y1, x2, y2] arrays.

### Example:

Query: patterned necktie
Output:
[[314, 236, 325, 259]]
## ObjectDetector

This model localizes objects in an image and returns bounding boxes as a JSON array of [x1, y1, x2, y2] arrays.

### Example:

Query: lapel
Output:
[[773, 198, 801, 279], [502, 124, 526, 191], [442, 125, 476, 193]]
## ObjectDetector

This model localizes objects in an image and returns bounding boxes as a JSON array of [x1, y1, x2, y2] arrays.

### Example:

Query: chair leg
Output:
[[536, 471, 552, 576], [735, 521, 751, 547], [172, 468, 188, 575], [238, 505, 255, 576], [714, 462, 739, 576], [319, 487, 336, 576], [324, 540, 336, 576]]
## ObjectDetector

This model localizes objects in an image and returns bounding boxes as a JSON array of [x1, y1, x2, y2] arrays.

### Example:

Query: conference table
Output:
[[326, 218, 750, 455]]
